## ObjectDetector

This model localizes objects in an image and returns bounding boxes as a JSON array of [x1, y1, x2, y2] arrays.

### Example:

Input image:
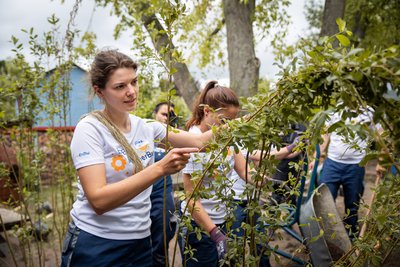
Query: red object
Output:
[[32, 126, 75, 132]]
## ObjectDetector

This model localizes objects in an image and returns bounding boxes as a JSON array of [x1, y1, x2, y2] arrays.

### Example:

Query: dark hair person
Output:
[[179, 81, 257, 266], [60, 49, 216, 267], [154, 101, 178, 127], [150, 101, 177, 266], [186, 80, 239, 129]]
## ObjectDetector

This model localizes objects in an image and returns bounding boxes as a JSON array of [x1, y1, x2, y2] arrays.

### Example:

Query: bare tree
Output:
[[97, 0, 288, 106], [320, 0, 346, 37], [223, 0, 260, 97], [141, 13, 199, 108]]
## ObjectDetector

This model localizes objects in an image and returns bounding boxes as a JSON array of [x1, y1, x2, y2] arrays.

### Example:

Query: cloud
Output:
[[0, 0, 130, 62]]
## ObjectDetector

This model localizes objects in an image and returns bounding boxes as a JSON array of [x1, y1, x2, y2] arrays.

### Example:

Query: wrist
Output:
[[286, 143, 295, 153], [210, 225, 225, 242], [152, 161, 166, 178], [209, 225, 218, 235]]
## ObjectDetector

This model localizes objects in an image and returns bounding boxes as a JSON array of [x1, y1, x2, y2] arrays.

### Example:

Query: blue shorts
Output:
[[61, 222, 152, 267]]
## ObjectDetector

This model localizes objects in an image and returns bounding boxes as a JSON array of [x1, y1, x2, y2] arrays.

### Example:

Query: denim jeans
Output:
[[178, 221, 226, 267], [60, 222, 152, 267], [319, 157, 365, 237], [231, 201, 271, 267], [151, 150, 177, 267]]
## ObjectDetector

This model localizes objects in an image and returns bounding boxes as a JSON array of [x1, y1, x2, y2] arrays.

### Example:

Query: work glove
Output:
[[210, 226, 227, 260], [286, 135, 300, 153]]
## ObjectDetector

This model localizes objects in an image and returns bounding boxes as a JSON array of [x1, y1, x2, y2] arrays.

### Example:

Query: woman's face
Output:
[[204, 105, 239, 128], [96, 67, 139, 113]]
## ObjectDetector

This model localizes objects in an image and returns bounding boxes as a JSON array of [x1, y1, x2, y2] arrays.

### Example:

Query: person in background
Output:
[[61, 49, 218, 267], [271, 123, 307, 205], [151, 101, 177, 267], [154, 101, 178, 127], [310, 108, 376, 239], [179, 81, 269, 267]]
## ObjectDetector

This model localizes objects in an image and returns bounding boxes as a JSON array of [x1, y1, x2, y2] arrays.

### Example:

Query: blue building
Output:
[[34, 63, 102, 129]]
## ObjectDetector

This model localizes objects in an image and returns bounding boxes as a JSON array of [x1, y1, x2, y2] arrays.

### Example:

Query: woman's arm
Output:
[[308, 133, 330, 171], [79, 147, 197, 215], [249, 146, 301, 162], [182, 173, 216, 233], [233, 152, 258, 184], [167, 128, 214, 150]]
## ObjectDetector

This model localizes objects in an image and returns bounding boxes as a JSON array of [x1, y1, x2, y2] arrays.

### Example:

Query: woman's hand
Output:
[[210, 226, 227, 260], [376, 163, 386, 178], [156, 147, 199, 176]]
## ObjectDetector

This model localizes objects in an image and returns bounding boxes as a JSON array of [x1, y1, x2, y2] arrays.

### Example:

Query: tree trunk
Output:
[[351, 11, 366, 46], [223, 0, 259, 97], [320, 0, 346, 37], [141, 13, 199, 108]]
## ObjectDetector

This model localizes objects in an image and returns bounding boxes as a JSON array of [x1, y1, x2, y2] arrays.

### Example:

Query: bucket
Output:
[[299, 183, 352, 266]]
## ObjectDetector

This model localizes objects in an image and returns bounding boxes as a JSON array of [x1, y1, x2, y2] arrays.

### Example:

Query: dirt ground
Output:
[[0, 160, 398, 267]]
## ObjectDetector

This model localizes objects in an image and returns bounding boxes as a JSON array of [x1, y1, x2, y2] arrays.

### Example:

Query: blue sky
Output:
[[0, 0, 313, 85]]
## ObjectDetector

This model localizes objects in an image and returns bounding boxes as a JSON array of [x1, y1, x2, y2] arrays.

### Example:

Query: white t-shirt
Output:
[[327, 110, 372, 164], [229, 148, 250, 201], [70, 114, 166, 240], [181, 125, 234, 224]]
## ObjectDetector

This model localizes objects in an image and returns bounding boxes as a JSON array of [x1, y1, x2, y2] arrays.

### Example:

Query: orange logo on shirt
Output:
[[213, 170, 219, 177], [227, 147, 232, 156], [111, 155, 127, 171], [138, 144, 149, 151]]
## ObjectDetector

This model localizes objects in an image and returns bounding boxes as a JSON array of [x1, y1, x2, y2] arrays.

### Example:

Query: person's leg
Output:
[[61, 223, 152, 267], [179, 221, 220, 267], [231, 201, 247, 237], [165, 181, 178, 245], [319, 158, 342, 200], [230, 202, 271, 267], [255, 211, 271, 267], [342, 164, 365, 239], [61, 222, 80, 267], [150, 176, 176, 267], [258, 249, 271, 267]]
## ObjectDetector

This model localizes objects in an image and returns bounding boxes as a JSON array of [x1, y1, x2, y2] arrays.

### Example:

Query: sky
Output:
[[0, 0, 312, 86]]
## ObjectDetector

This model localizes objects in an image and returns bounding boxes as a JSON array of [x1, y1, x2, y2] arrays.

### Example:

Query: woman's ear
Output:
[[94, 86, 103, 98], [203, 106, 210, 116]]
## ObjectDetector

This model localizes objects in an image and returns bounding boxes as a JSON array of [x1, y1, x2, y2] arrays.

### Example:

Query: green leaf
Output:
[[169, 89, 177, 96], [328, 121, 343, 133], [359, 152, 379, 167], [336, 34, 350, 47], [346, 48, 364, 57], [330, 231, 337, 240], [345, 72, 363, 82], [310, 229, 324, 243], [336, 18, 346, 32]]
